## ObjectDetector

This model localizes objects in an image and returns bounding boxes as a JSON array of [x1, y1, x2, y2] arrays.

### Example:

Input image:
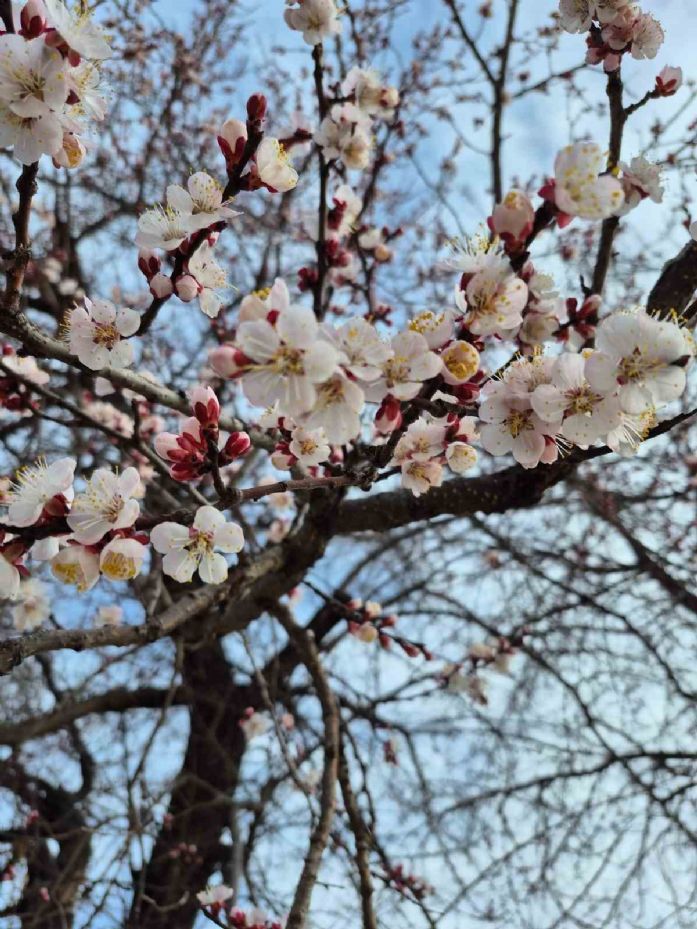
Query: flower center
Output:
[[101, 550, 138, 580], [505, 410, 533, 438], [273, 346, 305, 376], [92, 322, 120, 348]]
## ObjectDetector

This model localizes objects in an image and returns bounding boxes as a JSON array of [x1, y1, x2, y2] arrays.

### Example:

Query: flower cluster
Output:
[[480, 309, 692, 468], [390, 414, 479, 496], [558, 1, 664, 72], [284, 0, 341, 46], [154, 386, 250, 482], [0, 452, 247, 603], [0, 0, 110, 165], [313, 67, 398, 172]]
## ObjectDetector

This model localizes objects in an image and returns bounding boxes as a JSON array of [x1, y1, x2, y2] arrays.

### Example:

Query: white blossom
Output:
[[236, 302, 340, 417], [314, 103, 372, 170], [44, 0, 112, 60], [187, 242, 229, 318], [12, 578, 50, 631], [552, 142, 624, 221], [51, 543, 100, 591], [289, 425, 330, 467], [67, 467, 141, 544], [167, 172, 239, 231], [6, 457, 75, 527], [284, 0, 341, 46], [151, 505, 244, 584], [585, 311, 692, 414], [365, 331, 442, 402], [255, 137, 299, 193], [303, 371, 365, 444], [68, 297, 140, 370], [530, 352, 621, 446]]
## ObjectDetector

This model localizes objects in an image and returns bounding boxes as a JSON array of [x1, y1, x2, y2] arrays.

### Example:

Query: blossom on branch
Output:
[[68, 297, 140, 371], [5, 457, 75, 527], [284, 0, 342, 46], [541, 142, 624, 226], [66, 467, 141, 545], [151, 505, 244, 584]]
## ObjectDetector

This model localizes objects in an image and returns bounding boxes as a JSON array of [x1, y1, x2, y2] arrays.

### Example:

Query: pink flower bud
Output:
[[208, 344, 249, 378], [175, 274, 199, 302], [271, 442, 296, 470], [138, 248, 160, 278], [218, 118, 248, 167], [655, 66, 682, 97], [150, 273, 173, 299], [190, 386, 220, 428], [375, 395, 402, 434], [224, 431, 251, 459], [20, 0, 47, 38], [488, 190, 535, 250]]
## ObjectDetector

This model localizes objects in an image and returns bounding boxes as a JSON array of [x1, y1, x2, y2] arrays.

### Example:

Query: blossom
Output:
[[479, 382, 561, 468], [365, 331, 442, 402], [151, 505, 244, 584], [135, 205, 193, 251], [67, 467, 141, 544], [585, 311, 692, 414], [655, 66, 682, 97], [6, 457, 75, 526], [314, 104, 372, 170], [235, 302, 340, 417], [546, 142, 624, 223], [218, 117, 247, 167], [442, 233, 509, 277], [617, 156, 663, 214], [0, 35, 67, 118], [166, 172, 239, 230], [44, 0, 112, 60], [52, 130, 87, 169], [66, 61, 107, 121], [255, 137, 299, 193], [304, 371, 365, 443], [51, 544, 100, 591], [399, 460, 444, 496], [239, 277, 290, 323], [629, 12, 664, 61], [605, 407, 656, 457], [0, 100, 64, 164], [284, 0, 341, 46], [68, 297, 140, 370], [557, 0, 593, 33], [197, 886, 233, 908], [328, 317, 393, 381], [487, 190, 535, 250], [186, 242, 229, 318], [530, 352, 621, 445], [408, 310, 454, 349], [446, 442, 478, 474], [440, 341, 480, 385], [342, 67, 399, 118], [455, 265, 528, 337], [12, 578, 50, 631], [328, 183, 361, 238], [391, 418, 447, 465], [99, 537, 146, 581], [0, 548, 22, 600], [289, 425, 330, 467]]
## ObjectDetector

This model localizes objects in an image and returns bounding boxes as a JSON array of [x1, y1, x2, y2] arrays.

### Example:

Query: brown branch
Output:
[[270, 601, 340, 929], [591, 69, 625, 296]]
